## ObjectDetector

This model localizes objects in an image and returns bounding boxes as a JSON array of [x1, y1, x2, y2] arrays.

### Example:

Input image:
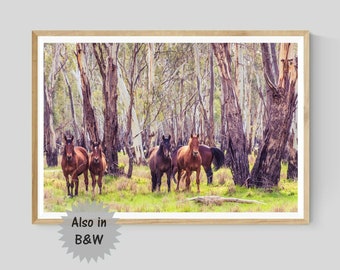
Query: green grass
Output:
[[43, 154, 298, 213]]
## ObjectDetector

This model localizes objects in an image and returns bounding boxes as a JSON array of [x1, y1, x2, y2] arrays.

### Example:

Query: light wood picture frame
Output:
[[32, 30, 309, 224]]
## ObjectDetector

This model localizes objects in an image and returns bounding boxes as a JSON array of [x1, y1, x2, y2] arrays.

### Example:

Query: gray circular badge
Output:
[[59, 201, 120, 262]]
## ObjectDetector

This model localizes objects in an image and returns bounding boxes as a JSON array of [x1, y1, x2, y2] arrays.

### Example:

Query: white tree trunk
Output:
[[117, 65, 145, 161]]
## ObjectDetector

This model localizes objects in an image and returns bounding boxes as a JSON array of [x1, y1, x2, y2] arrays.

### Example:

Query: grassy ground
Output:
[[43, 153, 298, 213]]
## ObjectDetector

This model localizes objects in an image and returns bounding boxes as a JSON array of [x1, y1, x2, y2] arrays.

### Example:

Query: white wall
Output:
[[1, 1, 338, 269]]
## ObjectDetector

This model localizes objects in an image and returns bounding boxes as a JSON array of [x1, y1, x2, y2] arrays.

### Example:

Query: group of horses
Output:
[[61, 134, 107, 197], [148, 134, 225, 193], [60, 133, 225, 197]]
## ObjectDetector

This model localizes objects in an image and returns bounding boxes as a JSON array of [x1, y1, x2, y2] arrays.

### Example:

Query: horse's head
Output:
[[64, 134, 75, 161], [91, 141, 102, 164], [160, 135, 171, 158], [189, 134, 200, 157]]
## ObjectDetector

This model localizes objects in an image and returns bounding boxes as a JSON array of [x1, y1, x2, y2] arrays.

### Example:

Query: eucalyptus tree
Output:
[[44, 43, 62, 166], [212, 43, 250, 186], [92, 43, 120, 174], [249, 43, 298, 188], [75, 43, 99, 144]]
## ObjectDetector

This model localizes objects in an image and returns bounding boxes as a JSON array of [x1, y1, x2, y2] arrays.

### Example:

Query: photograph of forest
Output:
[[37, 34, 306, 218]]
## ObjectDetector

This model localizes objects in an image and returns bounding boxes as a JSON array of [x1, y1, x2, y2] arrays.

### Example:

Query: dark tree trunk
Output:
[[249, 43, 298, 188], [93, 43, 120, 175], [75, 43, 99, 145], [212, 43, 249, 186], [287, 130, 298, 180], [220, 92, 227, 158]]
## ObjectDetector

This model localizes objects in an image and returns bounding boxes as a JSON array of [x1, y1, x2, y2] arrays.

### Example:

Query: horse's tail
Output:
[[211, 147, 225, 171]]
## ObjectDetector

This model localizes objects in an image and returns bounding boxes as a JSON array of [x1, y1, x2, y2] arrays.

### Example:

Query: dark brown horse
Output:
[[148, 135, 172, 192], [89, 141, 107, 196], [172, 144, 224, 185], [176, 134, 202, 193], [61, 134, 89, 197], [197, 145, 224, 184]]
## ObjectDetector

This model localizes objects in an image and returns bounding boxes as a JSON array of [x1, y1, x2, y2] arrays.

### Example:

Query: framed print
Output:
[[32, 30, 309, 224]]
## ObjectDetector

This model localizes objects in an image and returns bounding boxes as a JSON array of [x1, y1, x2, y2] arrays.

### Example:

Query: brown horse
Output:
[[61, 134, 89, 197], [197, 145, 224, 184], [176, 134, 202, 193], [89, 141, 107, 196], [172, 144, 224, 185], [148, 135, 172, 192]]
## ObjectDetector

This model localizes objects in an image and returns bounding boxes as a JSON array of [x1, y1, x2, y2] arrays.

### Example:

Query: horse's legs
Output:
[[166, 170, 171, 192], [68, 172, 75, 197], [156, 172, 163, 192], [176, 169, 182, 191], [185, 170, 192, 191], [196, 167, 201, 193], [84, 169, 89, 192], [97, 174, 103, 195], [204, 166, 213, 185], [70, 181, 74, 197], [90, 171, 97, 197], [67, 181, 71, 197], [64, 174, 72, 197], [171, 164, 178, 184], [71, 171, 79, 196], [151, 172, 157, 192], [73, 177, 79, 196]]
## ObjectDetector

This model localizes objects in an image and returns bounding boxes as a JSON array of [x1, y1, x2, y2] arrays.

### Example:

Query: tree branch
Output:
[[186, 196, 265, 205], [92, 43, 106, 80], [264, 71, 278, 92]]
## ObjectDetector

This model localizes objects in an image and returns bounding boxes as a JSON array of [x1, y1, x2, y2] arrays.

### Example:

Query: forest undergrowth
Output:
[[43, 153, 298, 213]]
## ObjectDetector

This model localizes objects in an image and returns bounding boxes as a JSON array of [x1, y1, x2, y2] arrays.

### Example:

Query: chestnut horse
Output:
[[171, 145, 224, 185], [61, 134, 89, 197], [176, 134, 202, 193], [89, 141, 107, 196], [148, 135, 172, 192]]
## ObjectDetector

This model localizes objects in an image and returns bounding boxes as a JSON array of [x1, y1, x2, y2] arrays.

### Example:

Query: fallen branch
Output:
[[186, 196, 265, 205]]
